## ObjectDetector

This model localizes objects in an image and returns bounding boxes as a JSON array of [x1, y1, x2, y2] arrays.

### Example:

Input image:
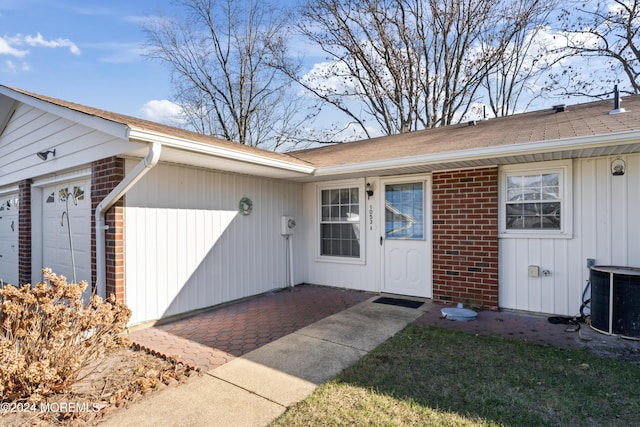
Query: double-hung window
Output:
[[319, 185, 362, 259], [500, 161, 572, 237]]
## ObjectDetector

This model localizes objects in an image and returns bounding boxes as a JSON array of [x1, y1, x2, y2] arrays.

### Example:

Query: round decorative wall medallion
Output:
[[239, 197, 253, 215]]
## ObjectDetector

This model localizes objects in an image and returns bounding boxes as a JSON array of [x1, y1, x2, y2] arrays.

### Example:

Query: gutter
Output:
[[128, 128, 315, 175], [95, 141, 161, 298]]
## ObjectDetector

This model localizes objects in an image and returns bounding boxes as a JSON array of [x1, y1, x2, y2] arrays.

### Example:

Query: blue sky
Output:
[[0, 0, 177, 120], [0, 0, 619, 142]]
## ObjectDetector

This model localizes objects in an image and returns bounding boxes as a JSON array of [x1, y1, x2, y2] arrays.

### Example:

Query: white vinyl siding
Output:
[[124, 161, 303, 325], [499, 154, 640, 316], [0, 103, 138, 187]]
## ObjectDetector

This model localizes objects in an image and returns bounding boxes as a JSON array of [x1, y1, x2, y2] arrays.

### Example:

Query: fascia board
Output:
[[313, 130, 640, 176], [0, 86, 130, 140], [128, 128, 316, 175], [0, 185, 19, 196]]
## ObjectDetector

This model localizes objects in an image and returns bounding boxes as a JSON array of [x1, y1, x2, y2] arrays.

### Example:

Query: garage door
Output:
[[0, 193, 19, 286], [42, 179, 92, 297]]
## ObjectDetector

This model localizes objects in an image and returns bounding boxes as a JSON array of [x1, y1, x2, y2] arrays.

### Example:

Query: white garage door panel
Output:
[[0, 193, 19, 286], [42, 180, 91, 295]]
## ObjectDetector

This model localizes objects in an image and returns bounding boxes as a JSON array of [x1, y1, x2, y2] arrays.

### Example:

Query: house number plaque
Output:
[[369, 204, 374, 230]]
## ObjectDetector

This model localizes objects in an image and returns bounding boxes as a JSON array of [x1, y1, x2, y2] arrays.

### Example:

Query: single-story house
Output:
[[1, 84, 639, 325]]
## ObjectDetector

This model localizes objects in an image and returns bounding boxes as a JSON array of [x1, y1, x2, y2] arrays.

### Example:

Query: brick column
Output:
[[18, 180, 32, 285], [432, 168, 499, 310], [91, 157, 125, 302]]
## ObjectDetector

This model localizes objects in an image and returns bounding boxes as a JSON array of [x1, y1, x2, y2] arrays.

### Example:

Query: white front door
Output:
[[382, 177, 432, 298], [41, 180, 92, 296], [0, 193, 19, 286]]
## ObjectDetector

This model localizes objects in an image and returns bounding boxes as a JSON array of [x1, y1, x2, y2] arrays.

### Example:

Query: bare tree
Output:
[[482, 0, 559, 117], [286, 0, 557, 140], [551, 0, 640, 97], [142, 0, 304, 150], [285, 0, 423, 138]]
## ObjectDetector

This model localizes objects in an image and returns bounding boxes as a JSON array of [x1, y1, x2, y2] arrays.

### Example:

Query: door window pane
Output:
[[385, 182, 424, 240]]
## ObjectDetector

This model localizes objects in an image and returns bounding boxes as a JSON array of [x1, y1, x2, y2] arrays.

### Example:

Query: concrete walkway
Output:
[[101, 298, 428, 427]]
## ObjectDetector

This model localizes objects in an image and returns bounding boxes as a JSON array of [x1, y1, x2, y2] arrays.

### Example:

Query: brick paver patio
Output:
[[129, 285, 373, 371]]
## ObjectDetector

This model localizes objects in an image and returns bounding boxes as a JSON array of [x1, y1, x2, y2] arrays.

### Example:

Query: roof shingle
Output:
[[288, 96, 640, 167]]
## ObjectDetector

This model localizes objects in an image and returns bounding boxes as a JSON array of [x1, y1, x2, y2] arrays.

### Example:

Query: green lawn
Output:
[[271, 324, 640, 426]]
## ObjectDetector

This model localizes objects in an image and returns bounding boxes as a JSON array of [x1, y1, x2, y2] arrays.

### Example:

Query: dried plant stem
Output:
[[0, 269, 131, 402]]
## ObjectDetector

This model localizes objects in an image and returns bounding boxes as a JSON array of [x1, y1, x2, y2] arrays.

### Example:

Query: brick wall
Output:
[[18, 179, 32, 285], [91, 157, 125, 302], [432, 168, 499, 310]]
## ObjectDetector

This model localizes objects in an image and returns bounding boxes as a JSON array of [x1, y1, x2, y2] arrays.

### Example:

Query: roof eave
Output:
[[312, 130, 640, 177], [128, 128, 316, 175], [0, 86, 131, 140]]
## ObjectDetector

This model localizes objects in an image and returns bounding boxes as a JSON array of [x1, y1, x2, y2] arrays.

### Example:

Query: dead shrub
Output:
[[0, 269, 131, 403]]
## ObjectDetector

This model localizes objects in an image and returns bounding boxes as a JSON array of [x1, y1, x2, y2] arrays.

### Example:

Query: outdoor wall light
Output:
[[611, 157, 625, 176], [366, 182, 374, 199], [37, 149, 56, 161]]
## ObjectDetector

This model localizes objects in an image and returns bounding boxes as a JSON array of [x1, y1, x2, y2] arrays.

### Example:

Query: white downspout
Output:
[[95, 142, 161, 298]]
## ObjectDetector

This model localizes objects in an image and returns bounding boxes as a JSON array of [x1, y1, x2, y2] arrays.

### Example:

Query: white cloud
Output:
[[301, 60, 360, 97], [92, 42, 145, 64], [0, 36, 29, 57], [124, 14, 155, 25], [333, 121, 381, 142], [140, 99, 185, 124], [22, 33, 81, 55], [1, 33, 81, 58], [2, 59, 29, 73], [3, 59, 16, 73]]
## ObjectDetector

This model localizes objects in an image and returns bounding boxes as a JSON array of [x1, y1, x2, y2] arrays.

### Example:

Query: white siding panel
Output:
[[0, 104, 140, 187], [628, 155, 640, 262], [551, 239, 569, 315], [124, 162, 303, 325], [514, 239, 530, 310], [610, 159, 628, 265], [500, 154, 640, 316], [594, 157, 612, 262], [527, 239, 542, 313], [498, 239, 515, 309], [573, 158, 593, 284], [501, 236, 576, 315]]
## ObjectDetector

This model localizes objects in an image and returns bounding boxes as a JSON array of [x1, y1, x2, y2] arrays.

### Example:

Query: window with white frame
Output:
[[501, 161, 571, 236], [320, 186, 362, 258]]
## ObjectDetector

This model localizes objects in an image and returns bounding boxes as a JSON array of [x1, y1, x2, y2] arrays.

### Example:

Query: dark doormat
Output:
[[373, 297, 423, 309]]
